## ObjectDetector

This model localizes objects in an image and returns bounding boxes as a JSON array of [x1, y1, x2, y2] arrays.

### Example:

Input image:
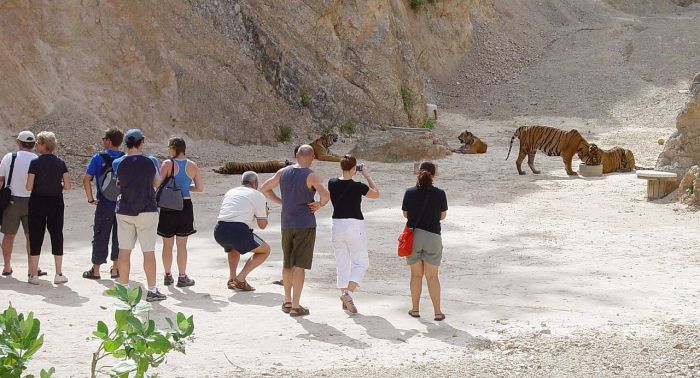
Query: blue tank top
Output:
[[280, 165, 316, 229], [171, 159, 192, 198]]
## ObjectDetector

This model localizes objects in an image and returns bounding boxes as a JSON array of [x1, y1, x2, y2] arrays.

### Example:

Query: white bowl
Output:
[[579, 163, 603, 177]]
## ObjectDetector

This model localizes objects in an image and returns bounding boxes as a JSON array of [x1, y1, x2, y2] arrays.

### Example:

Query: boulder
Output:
[[349, 130, 451, 162], [656, 73, 700, 180], [678, 165, 700, 206]]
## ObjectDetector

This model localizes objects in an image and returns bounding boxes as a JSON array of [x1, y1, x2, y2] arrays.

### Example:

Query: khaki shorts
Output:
[[406, 228, 443, 266], [116, 212, 158, 252], [281, 228, 316, 270], [1, 196, 29, 235]]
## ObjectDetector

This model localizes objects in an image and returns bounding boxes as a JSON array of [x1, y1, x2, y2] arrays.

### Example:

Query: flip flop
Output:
[[434, 313, 446, 321], [82, 268, 100, 280], [281, 302, 292, 314], [289, 306, 310, 317], [110, 268, 119, 279], [408, 309, 420, 318], [2, 269, 12, 276], [37, 269, 47, 277]]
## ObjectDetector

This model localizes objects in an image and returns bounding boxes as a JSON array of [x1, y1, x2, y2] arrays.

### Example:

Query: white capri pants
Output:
[[331, 218, 369, 288]]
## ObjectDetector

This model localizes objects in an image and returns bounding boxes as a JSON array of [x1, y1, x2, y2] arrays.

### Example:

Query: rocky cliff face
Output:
[[0, 0, 474, 146], [656, 73, 700, 178]]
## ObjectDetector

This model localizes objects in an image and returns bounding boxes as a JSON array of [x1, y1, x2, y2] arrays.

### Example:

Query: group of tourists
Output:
[[0, 128, 449, 320]]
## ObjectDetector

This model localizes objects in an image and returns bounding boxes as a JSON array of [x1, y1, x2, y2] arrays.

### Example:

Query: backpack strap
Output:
[[5, 152, 17, 189]]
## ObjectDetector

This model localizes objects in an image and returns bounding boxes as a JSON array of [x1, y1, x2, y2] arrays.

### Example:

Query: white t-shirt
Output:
[[217, 186, 268, 229], [0, 150, 38, 198]]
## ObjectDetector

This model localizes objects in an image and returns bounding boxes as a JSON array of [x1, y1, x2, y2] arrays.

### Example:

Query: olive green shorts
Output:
[[406, 228, 443, 266], [281, 228, 316, 270], [1, 196, 29, 235]]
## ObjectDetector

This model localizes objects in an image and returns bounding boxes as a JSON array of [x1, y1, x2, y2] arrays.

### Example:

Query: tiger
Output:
[[584, 144, 636, 174], [506, 125, 593, 176], [295, 133, 341, 162], [213, 160, 292, 175], [453, 130, 487, 154]]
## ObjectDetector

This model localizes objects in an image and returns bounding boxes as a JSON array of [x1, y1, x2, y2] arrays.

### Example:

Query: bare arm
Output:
[[403, 210, 408, 219], [307, 171, 329, 213], [188, 161, 204, 192], [160, 160, 172, 181], [83, 174, 96, 203], [260, 170, 283, 205], [26, 173, 34, 192], [361, 168, 379, 199], [256, 219, 269, 229], [440, 211, 447, 220], [62, 172, 71, 191]]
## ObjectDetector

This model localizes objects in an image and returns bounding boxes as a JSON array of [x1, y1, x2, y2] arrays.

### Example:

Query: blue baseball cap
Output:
[[124, 129, 144, 142]]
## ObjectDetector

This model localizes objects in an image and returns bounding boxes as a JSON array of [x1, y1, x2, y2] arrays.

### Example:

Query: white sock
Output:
[[148, 286, 158, 293]]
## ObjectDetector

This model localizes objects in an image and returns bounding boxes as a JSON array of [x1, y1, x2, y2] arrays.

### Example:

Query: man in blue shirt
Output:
[[113, 129, 165, 302], [82, 128, 124, 280]]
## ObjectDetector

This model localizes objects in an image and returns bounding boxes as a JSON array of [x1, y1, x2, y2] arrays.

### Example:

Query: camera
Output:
[[356, 163, 364, 171]]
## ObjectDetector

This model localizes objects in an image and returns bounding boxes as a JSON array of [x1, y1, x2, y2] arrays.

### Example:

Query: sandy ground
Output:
[[4, 4, 700, 378], [2, 109, 698, 377]]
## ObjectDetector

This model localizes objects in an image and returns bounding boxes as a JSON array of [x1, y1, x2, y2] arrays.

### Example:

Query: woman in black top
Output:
[[328, 155, 379, 314], [402, 161, 447, 321], [26, 131, 71, 285]]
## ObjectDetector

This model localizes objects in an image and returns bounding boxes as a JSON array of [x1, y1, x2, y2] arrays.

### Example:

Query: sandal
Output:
[[281, 302, 292, 314], [37, 269, 48, 277], [82, 268, 100, 280], [408, 309, 420, 318], [2, 269, 12, 276], [227, 279, 237, 290], [110, 267, 119, 279], [232, 278, 255, 292], [434, 313, 446, 321], [289, 306, 310, 317]]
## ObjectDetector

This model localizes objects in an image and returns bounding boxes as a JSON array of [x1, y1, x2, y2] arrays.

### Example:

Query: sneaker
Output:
[[146, 288, 167, 302], [176, 275, 195, 288], [163, 274, 174, 286], [54, 273, 68, 284], [28, 275, 40, 285]]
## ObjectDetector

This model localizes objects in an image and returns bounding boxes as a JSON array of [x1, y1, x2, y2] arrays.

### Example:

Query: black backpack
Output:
[[96, 152, 123, 201]]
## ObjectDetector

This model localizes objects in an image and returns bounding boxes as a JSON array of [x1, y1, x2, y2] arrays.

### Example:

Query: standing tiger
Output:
[[213, 160, 292, 175], [506, 125, 592, 176], [295, 133, 342, 162], [585, 144, 636, 173]]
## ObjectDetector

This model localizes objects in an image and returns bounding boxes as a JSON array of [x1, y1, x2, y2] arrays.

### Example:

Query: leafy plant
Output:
[[400, 85, 413, 114], [340, 121, 356, 135], [421, 117, 436, 129], [409, 0, 437, 10], [278, 124, 292, 143], [686, 185, 694, 196], [90, 285, 194, 378], [299, 90, 310, 107], [0, 304, 55, 378]]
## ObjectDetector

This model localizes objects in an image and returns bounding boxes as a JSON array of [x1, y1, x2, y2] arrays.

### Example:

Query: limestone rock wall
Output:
[[656, 73, 700, 178], [0, 0, 475, 146]]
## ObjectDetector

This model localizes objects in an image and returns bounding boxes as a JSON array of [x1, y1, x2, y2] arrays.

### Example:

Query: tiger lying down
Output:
[[294, 133, 342, 162], [584, 144, 636, 173], [213, 160, 292, 174], [506, 125, 595, 176], [452, 130, 487, 154]]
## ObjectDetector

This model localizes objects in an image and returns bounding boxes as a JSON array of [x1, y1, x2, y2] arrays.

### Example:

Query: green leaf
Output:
[[133, 302, 151, 315], [128, 287, 141, 306], [126, 317, 144, 333], [22, 334, 44, 360], [148, 334, 172, 354], [103, 335, 124, 353], [176, 313, 185, 325], [144, 320, 155, 336], [113, 284, 128, 301], [111, 360, 137, 374], [115, 310, 130, 327], [40, 367, 55, 378], [97, 321, 108, 335], [134, 339, 147, 354]]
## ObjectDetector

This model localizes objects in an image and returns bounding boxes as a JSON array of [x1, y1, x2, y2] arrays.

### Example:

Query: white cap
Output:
[[17, 131, 35, 143]]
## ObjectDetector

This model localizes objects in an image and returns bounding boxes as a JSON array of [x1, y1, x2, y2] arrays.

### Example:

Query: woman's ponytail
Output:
[[416, 161, 436, 190]]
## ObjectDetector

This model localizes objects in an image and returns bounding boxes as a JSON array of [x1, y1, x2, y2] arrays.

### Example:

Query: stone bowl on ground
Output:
[[579, 163, 603, 177]]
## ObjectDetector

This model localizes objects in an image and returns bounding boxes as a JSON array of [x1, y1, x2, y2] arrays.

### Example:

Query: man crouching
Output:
[[214, 171, 271, 291]]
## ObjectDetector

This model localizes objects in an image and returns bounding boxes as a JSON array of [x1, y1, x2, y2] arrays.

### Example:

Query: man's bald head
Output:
[[296, 144, 315, 167]]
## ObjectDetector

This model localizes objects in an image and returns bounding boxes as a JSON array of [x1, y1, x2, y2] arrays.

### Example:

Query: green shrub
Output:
[[409, 0, 437, 10], [278, 124, 292, 143], [0, 305, 55, 378], [90, 285, 194, 378], [421, 117, 436, 129], [300, 90, 310, 107], [340, 121, 356, 135], [400, 85, 412, 114]]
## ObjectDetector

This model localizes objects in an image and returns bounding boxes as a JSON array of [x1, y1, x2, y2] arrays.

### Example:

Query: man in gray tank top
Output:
[[261, 144, 330, 317]]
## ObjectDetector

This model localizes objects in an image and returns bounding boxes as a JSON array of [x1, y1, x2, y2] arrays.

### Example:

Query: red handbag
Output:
[[397, 192, 431, 257], [397, 225, 414, 257]]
